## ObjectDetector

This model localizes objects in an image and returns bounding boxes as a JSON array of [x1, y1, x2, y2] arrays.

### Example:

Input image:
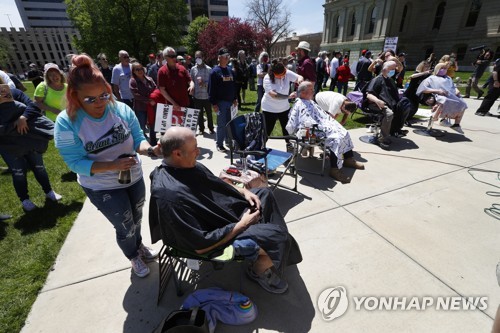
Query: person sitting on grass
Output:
[[149, 126, 302, 294], [286, 82, 364, 184]]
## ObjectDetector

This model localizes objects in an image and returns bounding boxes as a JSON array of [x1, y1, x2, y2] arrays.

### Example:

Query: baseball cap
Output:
[[44, 63, 61, 73], [176, 55, 184, 61], [218, 47, 230, 56], [398, 52, 407, 57], [148, 53, 155, 58], [361, 49, 367, 55]]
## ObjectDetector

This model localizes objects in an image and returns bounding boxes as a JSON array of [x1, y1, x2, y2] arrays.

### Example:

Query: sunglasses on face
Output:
[[166, 54, 177, 59], [121, 55, 129, 59], [83, 92, 111, 104]]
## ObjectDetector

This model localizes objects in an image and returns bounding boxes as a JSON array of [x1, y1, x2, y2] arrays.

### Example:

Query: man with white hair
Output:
[[158, 46, 194, 112], [111, 50, 134, 108], [365, 60, 410, 148]]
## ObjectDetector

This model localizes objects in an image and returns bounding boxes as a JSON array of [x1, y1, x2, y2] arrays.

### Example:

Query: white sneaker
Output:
[[131, 256, 150, 278], [138, 244, 159, 261], [46, 190, 62, 202], [440, 118, 452, 127], [22, 199, 37, 212]]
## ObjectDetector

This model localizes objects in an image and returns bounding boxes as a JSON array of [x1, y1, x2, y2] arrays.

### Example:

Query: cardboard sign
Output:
[[154, 103, 200, 133], [384, 37, 398, 52]]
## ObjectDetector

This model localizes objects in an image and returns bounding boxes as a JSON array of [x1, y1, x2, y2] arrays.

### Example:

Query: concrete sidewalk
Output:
[[21, 98, 500, 333]]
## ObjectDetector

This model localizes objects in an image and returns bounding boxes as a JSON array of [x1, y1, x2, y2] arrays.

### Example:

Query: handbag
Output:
[[152, 307, 209, 333]]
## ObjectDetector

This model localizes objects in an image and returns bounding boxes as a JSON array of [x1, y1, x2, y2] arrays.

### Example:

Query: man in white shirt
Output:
[[329, 51, 341, 91]]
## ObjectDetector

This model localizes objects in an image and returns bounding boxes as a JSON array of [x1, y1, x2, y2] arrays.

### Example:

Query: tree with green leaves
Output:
[[183, 15, 210, 56], [245, 0, 291, 54], [0, 36, 12, 67], [65, 0, 188, 64]]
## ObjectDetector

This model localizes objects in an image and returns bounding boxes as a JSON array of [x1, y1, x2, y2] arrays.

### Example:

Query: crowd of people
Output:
[[0, 41, 498, 285]]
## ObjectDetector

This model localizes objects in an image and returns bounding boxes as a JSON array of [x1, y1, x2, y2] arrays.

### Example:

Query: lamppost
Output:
[[151, 33, 157, 53]]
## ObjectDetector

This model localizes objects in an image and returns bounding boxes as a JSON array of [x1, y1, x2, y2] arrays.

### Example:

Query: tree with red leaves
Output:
[[198, 17, 271, 64]]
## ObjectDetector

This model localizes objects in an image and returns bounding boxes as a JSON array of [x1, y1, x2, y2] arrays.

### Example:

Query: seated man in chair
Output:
[[286, 82, 364, 184], [365, 60, 410, 148], [150, 127, 302, 294]]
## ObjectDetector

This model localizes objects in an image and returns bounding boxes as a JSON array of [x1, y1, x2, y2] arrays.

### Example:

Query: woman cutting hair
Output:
[[54, 54, 161, 278], [261, 59, 303, 149]]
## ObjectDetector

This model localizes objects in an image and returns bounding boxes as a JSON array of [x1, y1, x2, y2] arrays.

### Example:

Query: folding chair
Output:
[[226, 112, 299, 192], [151, 198, 242, 304]]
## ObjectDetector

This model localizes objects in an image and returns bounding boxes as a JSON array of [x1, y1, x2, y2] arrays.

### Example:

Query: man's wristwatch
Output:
[[147, 146, 155, 157]]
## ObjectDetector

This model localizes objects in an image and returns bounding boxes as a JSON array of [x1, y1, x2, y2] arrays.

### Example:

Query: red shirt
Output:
[[157, 63, 192, 107], [337, 65, 351, 83], [297, 56, 316, 83]]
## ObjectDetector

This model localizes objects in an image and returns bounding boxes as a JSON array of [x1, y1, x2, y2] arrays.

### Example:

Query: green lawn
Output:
[[1, 71, 487, 331]]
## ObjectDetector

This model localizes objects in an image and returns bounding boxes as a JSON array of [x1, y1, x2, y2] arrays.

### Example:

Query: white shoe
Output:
[[22, 199, 37, 212], [131, 256, 150, 277], [138, 244, 159, 261], [46, 190, 62, 202]]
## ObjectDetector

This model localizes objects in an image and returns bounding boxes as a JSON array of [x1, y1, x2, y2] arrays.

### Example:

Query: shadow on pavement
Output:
[[122, 260, 314, 333]]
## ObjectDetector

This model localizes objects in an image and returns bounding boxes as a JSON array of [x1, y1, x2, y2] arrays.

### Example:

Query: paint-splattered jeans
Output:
[[1, 150, 52, 202], [82, 178, 145, 260]]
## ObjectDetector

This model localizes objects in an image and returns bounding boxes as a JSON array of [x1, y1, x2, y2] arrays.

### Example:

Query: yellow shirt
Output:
[[34, 81, 67, 111]]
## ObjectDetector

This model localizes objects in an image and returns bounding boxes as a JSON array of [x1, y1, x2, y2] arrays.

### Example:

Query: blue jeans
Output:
[[254, 85, 264, 112], [1, 151, 52, 202], [216, 100, 232, 147], [82, 179, 145, 260], [134, 110, 147, 137]]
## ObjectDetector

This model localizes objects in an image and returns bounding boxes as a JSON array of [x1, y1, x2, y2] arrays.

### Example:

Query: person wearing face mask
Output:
[[365, 61, 412, 148], [416, 62, 467, 134], [190, 50, 214, 135]]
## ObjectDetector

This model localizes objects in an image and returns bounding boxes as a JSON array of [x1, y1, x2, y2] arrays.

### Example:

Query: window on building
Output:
[[350, 12, 356, 36], [465, 0, 482, 27], [334, 15, 340, 38], [191, 0, 209, 20], [210, 0, 228, 5], [399, 5, 408, 32], [367, 7, 376, 34], [210, 11, 228, 16], [433, 2, 446, 30], [455, 46, 467, 61]]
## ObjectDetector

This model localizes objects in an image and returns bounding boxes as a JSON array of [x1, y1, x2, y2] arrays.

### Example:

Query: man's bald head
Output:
[[160, 127, 195, 158]]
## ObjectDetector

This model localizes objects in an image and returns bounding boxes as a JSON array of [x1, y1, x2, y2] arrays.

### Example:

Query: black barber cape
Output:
[[149, 162, 251, 250]]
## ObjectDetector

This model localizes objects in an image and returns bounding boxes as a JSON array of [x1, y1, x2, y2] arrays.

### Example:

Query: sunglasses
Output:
[[166, 54, 177, 59], [121, 55, 129, 59], [83, 92, 111, 104]]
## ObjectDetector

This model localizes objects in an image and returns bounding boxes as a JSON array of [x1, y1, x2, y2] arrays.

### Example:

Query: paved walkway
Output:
[[21, 98, 500, 333]]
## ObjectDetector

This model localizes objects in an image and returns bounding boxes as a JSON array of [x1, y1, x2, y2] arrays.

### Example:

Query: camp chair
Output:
[[150, 198, 243, 304], [226, 112, 299, 192]]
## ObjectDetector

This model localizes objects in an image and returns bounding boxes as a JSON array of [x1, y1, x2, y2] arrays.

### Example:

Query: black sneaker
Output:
[[216, 145, 227, 152], [475, 111, 486, 116], [477, 91, 484, 99], [246, 266, 288, 294]]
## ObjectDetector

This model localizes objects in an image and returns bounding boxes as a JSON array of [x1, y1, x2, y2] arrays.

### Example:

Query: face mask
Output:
[[437, 69, 447, 76], [162, 60, 167, 66], [387, 69, 395, 77], [195, 58, 203, 65]]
